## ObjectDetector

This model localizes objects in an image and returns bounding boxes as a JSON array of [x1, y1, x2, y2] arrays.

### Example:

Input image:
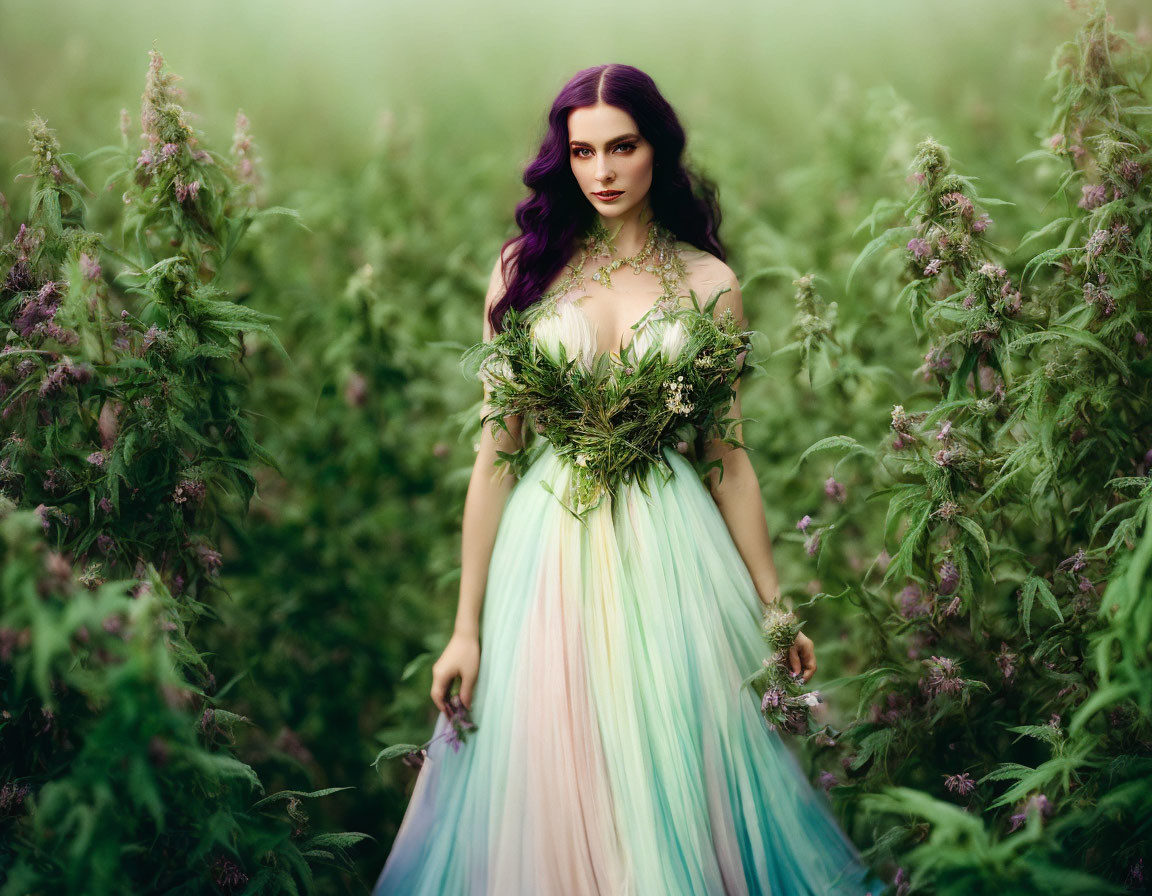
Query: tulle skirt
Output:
[[374, 441, 886, 895]]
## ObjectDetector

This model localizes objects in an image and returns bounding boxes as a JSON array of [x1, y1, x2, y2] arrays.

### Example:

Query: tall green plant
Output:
[[0, 51, 366, 894], [789, 3, 1151, 891]]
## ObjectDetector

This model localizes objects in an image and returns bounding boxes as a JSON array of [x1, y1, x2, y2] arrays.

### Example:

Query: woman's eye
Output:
[[613, 143, 636, 153], [571, 147, 591, 158]]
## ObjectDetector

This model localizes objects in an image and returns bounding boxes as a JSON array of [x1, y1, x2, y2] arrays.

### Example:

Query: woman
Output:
[[374, 63, 885, 895]]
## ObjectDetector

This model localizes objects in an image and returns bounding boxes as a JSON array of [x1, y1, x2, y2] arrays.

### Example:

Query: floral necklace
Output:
[[542, 218, 688, 302]]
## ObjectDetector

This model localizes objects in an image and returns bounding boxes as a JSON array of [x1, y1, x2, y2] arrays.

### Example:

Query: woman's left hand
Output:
[[788, 631, 817, 683]]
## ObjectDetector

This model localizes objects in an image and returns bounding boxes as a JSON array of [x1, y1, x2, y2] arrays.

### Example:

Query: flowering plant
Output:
[[372, 695, 478, 774], [461, 287, 757, 520], [742, 604, 821, 734]]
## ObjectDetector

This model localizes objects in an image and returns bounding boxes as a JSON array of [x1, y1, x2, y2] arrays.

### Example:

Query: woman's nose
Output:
[[596, 159, 613, 182]]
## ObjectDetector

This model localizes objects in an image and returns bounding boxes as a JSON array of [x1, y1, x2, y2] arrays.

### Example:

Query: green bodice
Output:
[[460, 286, 755, 520]]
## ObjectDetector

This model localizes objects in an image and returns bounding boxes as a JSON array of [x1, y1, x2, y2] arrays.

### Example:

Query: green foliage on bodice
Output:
[[461, 288, 757, 519]]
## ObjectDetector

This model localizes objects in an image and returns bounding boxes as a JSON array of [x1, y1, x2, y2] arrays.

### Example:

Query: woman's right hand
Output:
[[430, 632, 481, 715]]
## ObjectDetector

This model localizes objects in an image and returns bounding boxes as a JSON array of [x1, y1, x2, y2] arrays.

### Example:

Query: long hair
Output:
[[490, 63, 725, 335]]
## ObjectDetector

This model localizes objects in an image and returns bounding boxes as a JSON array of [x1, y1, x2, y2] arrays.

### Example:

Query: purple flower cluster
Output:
[[14, 280, 77, 346], [937, 560, 959, 595], [870, 691, 909, 725], [897, 583, 930, 619], [442, 694, 478, 753], [920, 655, 965, 699], [1078, 183, 1109, 210], [823, 476, 846, 502], [172, 478, 206, 507], [761, 687, 785, 711], [906, 237, 931, 260], [1082, 278, 1116, 317], [38, 356, 92, 397], [943, 772, 976, 795], [1008, 793, 1053, 832], [0, 781, 31, 816], [995, 640, 1022, 681], [210, 854, 249, 893], [195, 543, 223, 575]]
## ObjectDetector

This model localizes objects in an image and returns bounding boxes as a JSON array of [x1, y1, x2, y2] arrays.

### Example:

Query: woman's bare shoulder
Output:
[[675, 241, 739, 298]]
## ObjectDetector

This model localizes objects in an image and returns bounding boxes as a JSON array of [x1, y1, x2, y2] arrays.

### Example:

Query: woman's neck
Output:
[[595, 203, 655, 257]]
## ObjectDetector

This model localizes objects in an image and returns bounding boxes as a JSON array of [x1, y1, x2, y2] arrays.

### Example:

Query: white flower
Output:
[[658, 318, 689, 364], [478, 354, 514, 390], [801, 692, 821, 707], [628, 310, 688, 365], [532, 300, 596, 373]]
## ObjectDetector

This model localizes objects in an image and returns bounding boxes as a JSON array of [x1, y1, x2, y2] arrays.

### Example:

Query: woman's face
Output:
[[567, 102, 654, 222]]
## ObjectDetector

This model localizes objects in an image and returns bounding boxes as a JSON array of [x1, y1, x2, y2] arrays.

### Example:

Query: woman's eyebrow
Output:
[[569, 133, 641, 147]]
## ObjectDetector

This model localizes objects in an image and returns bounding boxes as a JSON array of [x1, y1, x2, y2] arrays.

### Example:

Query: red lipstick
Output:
[[593, 190, 623, 202]]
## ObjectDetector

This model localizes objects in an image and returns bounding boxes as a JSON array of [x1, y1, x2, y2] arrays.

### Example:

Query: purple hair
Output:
[[490, 63, 725, 334]]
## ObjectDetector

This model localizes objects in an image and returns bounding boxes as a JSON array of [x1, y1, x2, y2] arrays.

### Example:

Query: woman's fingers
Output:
[[800, 638, 817, 682], [430, 665, 455, 715]]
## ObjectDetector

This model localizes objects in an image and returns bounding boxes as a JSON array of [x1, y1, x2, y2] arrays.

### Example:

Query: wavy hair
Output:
[[490, 63, 725, 334]]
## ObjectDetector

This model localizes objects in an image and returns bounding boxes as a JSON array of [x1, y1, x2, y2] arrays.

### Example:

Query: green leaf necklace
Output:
[[542, 217, 688, 302]]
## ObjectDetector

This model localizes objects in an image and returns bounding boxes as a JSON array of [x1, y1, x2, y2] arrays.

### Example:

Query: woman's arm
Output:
[[430, 248, 522, 715], [701, 274, 785, 611], [454, 248, 523, 639], [702, 273, 816, 682]]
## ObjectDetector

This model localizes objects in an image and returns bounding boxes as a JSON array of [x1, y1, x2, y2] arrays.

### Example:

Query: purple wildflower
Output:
[[804, 533, 820, 557], [937, 560, 959, 595], [86, 450, 106, 467], [79, 252, 101, 281], [142, 324, 165, 352], [921, 655, 964, 698], [1078, 183, 1108, 210], [943, 772, 976, 795], [1085, 228, 1111, 257], [990, 643, 1015, 680], [940, 191, 974, 219], [823, 476, 846, 502], [210, 855, 249, 893], [796, 514, 811, 532], [172, 478, 206, 507], [1057, 548, 1086, 574], [906, 238, 931, 259], [0, 781, 31, 815], [196, 544, 223, 575], [1008, 793, 1053, 832], [898, 584, 929, 619], [923, 258, 943, 276], [761, 687, 785, 711]]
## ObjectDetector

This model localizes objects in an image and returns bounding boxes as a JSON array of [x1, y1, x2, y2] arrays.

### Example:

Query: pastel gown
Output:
[[373, 290, 887, 895]]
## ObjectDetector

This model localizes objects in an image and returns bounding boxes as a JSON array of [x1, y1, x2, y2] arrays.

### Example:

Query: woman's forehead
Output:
[[567, 103, 639, 141]]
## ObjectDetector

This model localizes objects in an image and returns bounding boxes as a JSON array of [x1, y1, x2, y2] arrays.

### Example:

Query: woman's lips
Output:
[[593, 190, 623, 201]]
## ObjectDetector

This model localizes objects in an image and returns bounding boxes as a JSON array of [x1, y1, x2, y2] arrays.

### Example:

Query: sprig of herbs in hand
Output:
[[372, 695, 477, 774], [743, 605, 821, 734]]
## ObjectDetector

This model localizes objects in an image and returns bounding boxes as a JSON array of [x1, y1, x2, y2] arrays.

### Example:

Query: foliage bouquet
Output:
[[460, 288, 757, 520], [741, 604, 824, 735]]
